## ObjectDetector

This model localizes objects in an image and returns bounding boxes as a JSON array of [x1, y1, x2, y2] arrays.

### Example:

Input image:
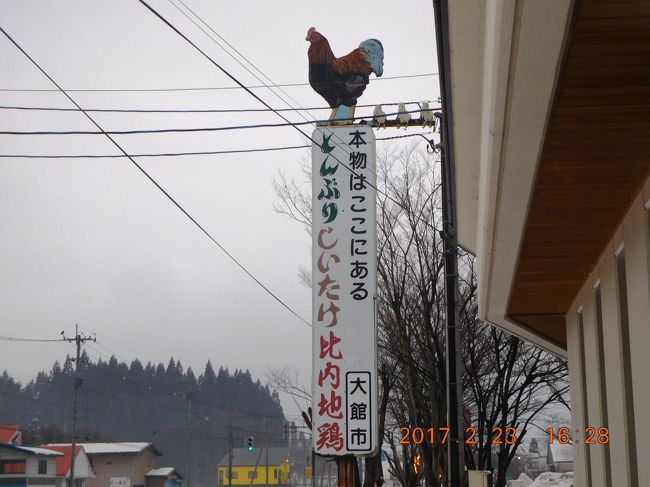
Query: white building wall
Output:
[[598, 241, 634, 486], [577, 280, 610, 487], [622, 188, 650, 487], [566, 306, 589, 487], [566, 183, 650, 487], [0, 450, 58, 487], [25, 457, 57, 477]]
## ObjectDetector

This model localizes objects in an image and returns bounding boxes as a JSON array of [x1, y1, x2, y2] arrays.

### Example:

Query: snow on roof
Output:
[[46, 442, 160, 456], [146, 467, 183, 479], [147, 468, 175, 477], [530, 471, 573, 486], [0, 443, 63, 456], [547, 443, 573, 463]]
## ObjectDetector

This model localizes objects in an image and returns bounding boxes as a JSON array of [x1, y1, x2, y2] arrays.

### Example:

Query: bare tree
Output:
[[273, 144, 569, 487], [458, 260, 570, 486]]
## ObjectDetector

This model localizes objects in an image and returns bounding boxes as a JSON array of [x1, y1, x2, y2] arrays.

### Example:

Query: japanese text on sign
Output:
[[312, 127, 378, 456]]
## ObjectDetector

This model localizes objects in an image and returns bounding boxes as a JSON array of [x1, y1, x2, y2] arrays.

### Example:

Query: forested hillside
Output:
[[0, 355, 286, 487]]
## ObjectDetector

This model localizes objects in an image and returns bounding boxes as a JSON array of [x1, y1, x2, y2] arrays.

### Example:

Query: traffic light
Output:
[[246, 436, 254, 452]]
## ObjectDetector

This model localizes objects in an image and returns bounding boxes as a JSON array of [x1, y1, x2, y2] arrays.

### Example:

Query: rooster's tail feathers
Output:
[[359, 39, 384, 77]]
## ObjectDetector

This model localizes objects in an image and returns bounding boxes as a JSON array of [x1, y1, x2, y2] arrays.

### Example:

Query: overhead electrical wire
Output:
[[0, 100, 433, 114], [0, 335, 67, 343], [0, 73, 437, 93], [165, 0, 369, 160], [0, 108, 435, 136], [0, 25, 311, 329], [167, 0, 323, 124], [0, 132, 432, 159]]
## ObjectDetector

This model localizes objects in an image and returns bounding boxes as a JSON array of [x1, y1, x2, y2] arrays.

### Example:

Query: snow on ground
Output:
[[508, 472, 573, 487], [529, 471, 573, 486]]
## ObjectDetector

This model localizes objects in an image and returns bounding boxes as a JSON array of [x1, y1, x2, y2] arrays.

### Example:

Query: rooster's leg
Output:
[[331, 105, 356, 125]]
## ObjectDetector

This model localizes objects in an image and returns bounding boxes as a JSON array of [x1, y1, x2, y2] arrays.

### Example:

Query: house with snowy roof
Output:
[[44, 443, 179, 487], [41, 445, 95, 487], [0, 442, 62, 487], [145, 467, 183, 487], [546, 443, 573, 474]]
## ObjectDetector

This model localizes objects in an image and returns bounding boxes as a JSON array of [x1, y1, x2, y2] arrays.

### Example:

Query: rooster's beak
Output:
[[305, 35, 310, 41]]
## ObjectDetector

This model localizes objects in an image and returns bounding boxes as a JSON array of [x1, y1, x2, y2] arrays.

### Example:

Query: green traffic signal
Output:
[[246, 436, 254, 452]]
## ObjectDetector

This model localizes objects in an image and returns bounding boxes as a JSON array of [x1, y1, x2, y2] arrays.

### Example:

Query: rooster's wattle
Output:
[[306, 27, 384, 120]]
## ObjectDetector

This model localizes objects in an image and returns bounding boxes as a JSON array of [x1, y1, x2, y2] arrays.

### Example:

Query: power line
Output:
[[0, 25, 311, 330], [167, 0, 318, 126], [0, 335, 67, 342], [0, 73, 437, 93], [162, 0, 403, 208], [0, 108, 435, 136], [166, 0, 373, 166], [0, 132, 432, 159], [0, 100, 431, 114]]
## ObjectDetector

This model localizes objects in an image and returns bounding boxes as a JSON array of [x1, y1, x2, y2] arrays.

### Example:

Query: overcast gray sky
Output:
[[0, 0, 439, 420]]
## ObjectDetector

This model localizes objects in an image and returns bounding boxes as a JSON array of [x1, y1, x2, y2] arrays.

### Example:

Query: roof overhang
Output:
[[449, 0, 574, 356], [448, 0, 650, 355]]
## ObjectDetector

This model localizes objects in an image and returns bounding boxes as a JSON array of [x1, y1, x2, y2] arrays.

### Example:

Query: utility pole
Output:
[[186, 387, 192, 487], [302, 408, 315, 487], [62, 325, 96, 487], [433, 0, 466, 485], [265, 417, 269, 487], [228, 425, 233, 487]]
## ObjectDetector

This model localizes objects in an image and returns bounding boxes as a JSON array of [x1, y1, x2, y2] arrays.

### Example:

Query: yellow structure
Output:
[[217, 447, 289, 486]]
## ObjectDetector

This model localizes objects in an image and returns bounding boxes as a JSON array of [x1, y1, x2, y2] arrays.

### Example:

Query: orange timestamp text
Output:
[[399, 426, 518, 445], [546, 426, 609, 445]]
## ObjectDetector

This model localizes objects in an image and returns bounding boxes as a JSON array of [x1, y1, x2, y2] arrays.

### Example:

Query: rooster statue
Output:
[[306, 27, 384, 123]]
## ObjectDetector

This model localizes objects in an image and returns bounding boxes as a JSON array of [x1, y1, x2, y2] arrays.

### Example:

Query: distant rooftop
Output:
[[0, 443, 63, 457], [46, 442, 162, 456], [41, 445, 88, 476], [547, 443, 573, 464], [147, 467, 184, 479]]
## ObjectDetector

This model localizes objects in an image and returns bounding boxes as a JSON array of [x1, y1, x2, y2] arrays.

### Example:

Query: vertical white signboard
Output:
[[311, 126, 378, 456]]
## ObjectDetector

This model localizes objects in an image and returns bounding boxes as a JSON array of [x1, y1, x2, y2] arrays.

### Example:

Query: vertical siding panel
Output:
[[566, 300, 589, 487], [598, 242, 633, 486], [580, 281, 609, 487], [622, 195, 650, 487]]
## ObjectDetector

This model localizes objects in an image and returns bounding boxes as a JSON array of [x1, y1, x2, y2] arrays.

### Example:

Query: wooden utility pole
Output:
[[336, 457, 360, 487], [62, 325, 96, 487]]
